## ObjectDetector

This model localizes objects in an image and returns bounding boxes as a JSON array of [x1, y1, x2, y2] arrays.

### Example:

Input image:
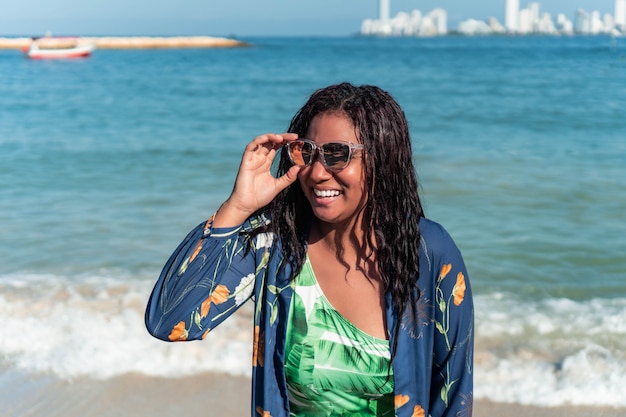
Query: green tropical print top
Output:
[[285, 257, 394, 416]]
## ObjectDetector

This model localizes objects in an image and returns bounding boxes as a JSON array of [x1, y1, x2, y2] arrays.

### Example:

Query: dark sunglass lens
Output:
[[322, 143, 350, 169], [289, 141, 313, 166]]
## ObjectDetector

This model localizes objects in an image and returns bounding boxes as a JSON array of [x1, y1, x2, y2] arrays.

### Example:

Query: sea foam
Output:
[[474, 293, 626, 406], [1, 273, 625, 406], [0, 272, 253, 379]]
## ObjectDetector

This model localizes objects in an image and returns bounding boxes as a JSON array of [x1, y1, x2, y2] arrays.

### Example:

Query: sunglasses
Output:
[[285, 139, 364, 172]]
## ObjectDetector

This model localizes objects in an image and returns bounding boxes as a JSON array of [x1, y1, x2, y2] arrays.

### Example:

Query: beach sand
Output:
[[0, 36, 248, 49], [5, 371, 625, 417]]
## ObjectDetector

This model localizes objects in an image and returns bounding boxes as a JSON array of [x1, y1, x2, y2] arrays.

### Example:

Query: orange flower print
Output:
[[201, 296, 212, 318], [201, 328, 210, 339], [188, 241, 203, 264], [394, 394, 410, 409], [200, 285, 231, 318], [211, 284, 229, 305], [252, 326, 265, 367], [203, 214, 216, 234], [439, 264, 452, 281], [412, 405, 425, 417], [255, 406, 272, 417], [453, 272, 466, 306], [168, 321, 188, 341]]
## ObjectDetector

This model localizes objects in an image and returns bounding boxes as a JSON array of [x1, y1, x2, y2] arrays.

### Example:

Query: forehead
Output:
[[306, 113, 359, 144]]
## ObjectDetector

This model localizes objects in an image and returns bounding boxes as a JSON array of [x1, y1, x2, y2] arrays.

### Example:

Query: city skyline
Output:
[[503, 0, 626, 34], [362, 0, 626, 36]]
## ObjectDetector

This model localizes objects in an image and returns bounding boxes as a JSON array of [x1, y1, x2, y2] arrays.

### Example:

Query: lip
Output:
[[313, 188, 341, 198], [310, 187, 342, 205]]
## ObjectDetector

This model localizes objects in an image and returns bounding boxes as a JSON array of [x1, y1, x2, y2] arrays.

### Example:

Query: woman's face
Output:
[[297, 113, 367, 228]]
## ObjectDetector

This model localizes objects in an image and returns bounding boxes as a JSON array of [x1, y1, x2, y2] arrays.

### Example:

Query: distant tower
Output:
[[616, 0, 626, 29], [379, 0, 391, 24], [505, 0, 520, 32]]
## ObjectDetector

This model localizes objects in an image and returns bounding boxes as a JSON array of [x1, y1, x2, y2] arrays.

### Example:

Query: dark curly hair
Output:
[[264, 82, 424, 333]]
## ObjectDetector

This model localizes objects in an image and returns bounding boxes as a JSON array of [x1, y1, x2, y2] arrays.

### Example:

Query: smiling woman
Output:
[[145, 82, 473, 417]]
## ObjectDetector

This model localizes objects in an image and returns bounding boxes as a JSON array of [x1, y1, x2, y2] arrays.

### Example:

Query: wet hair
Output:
[[265, 82, 424, 337]]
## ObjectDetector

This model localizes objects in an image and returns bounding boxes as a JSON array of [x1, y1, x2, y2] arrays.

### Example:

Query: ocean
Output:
[[1, 35, 625, 410]]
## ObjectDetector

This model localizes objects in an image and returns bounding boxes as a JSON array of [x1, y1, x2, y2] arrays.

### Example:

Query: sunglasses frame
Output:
[[285, 139, 365, 172]]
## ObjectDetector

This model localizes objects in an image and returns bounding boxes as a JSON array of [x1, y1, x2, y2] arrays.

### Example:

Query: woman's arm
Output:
[[145, 132, 301, 342], [145, 217, 259, 342]]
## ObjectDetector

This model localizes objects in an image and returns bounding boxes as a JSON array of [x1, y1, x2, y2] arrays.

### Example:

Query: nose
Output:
[[308, 150, 333, 178]]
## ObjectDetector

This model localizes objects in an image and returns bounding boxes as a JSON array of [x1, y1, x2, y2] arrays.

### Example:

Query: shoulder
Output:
[[417, 217, 465, 277], [418, 217, 458, 254]]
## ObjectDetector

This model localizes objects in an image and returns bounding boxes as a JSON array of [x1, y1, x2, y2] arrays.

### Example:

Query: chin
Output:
[[311, 211, 340, 224], [311, 211, 354, 226]]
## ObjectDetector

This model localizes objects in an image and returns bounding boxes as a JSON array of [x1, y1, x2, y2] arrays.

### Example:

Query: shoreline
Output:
[[5, 370, 625, 417], [0, 35, 249, 50]]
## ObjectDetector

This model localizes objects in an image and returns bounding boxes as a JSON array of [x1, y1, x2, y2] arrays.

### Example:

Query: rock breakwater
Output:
[[0, 36, 248, 49]]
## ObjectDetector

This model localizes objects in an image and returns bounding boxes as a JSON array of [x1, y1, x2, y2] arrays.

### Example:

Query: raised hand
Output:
[[212, 133, 301, 227]]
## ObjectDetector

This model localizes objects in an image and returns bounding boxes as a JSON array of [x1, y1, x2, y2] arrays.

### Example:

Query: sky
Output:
[[0, 0, 619, 37]]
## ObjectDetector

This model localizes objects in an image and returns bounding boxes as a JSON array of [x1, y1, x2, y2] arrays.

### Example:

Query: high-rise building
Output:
[[590, 10, 603, 33], [361, 2, 446, 36], [518, 7, 532, 33], [556, 13, 574, 34], [616, 0, 626, 29], [575, 8, 591, 33], [430, 8, 448, 35], [380, 0, 391, 24], [505, 0, 520, 32], [528, 2, 540, 25]]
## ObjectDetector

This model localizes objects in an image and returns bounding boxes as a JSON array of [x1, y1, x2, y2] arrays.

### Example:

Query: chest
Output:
[[307, 246, 388, 339]]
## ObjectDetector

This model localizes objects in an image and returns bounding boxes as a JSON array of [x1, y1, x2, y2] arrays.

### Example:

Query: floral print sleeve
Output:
[[430, 257, 473, 417], [145, 215, 268, 342]]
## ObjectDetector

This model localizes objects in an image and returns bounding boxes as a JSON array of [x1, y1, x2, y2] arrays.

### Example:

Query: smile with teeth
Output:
[[314, 189, 341, 198]]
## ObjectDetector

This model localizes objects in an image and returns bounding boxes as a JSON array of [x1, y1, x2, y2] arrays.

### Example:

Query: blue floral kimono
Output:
[[145, 214, 474, 417]]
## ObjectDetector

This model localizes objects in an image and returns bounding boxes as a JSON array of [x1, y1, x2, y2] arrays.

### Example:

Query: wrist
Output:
[[212, 199, 253, 228]]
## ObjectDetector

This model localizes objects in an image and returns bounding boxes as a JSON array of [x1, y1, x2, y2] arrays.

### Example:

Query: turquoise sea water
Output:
[[1, 36, 625, 406]]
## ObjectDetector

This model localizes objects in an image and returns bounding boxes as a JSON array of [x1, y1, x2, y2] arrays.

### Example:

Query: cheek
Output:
[[340, 165, 366, 189], [350, 168, 368, 203], [296, 168, 309, 188]]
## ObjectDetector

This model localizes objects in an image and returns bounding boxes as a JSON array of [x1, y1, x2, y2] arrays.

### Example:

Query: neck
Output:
[[310, 217, 359, 249], [309, 215, 374, 260], [309, 218, 379, 281]]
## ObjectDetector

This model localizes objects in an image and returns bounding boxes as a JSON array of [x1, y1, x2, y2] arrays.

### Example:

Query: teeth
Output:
[[314, 189, 340, 198]]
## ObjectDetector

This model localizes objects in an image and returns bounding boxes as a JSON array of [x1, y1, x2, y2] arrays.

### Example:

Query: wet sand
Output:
[[5, 370, 625, 417]]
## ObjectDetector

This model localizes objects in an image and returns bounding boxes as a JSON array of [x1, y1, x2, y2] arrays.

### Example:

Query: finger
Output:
[[247, 134, 272, 150], [278, 132, 298, 141], [275, 165, 301, 190], [267, 133, 298, 143], [245, 134, 282, 154], [244, 133, 299, 162], [244, 136, 278, 157]]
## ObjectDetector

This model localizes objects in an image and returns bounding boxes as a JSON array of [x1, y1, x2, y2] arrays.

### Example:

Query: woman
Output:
[[145, 83, 473, 417]]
